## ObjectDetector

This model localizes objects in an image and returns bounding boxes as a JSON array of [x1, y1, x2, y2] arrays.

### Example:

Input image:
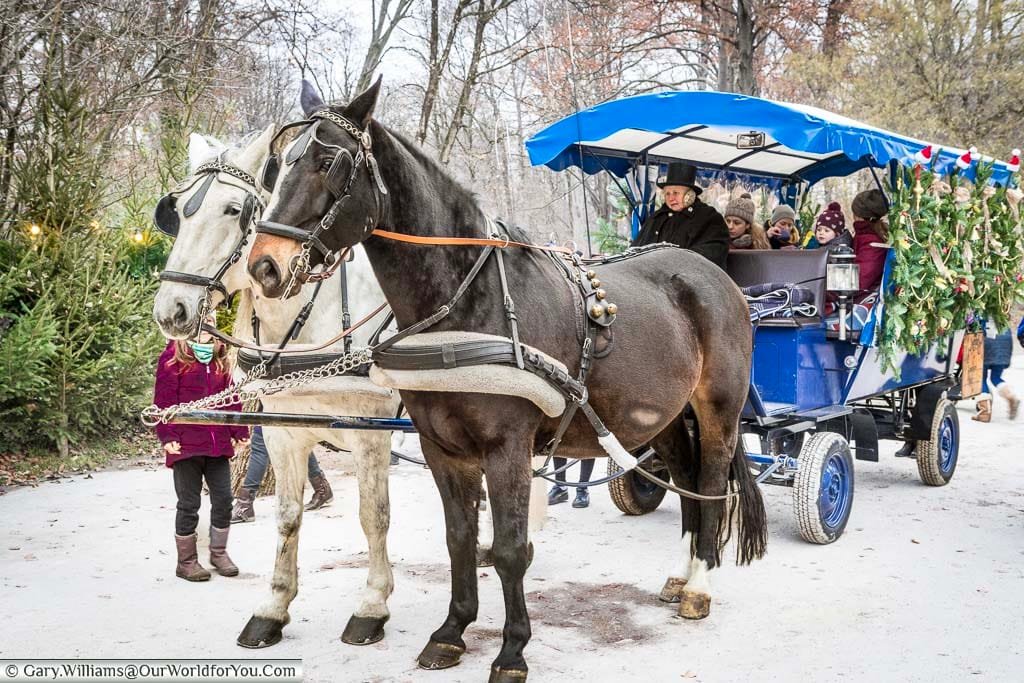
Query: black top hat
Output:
[[657, 162, 702, 194]]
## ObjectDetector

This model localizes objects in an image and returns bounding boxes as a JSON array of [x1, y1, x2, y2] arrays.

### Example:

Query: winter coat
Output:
[[852, 220, 888, 294], [805, 230, 853, 252], [983, 326, 1014, 368], [152, 341, 247, 468], [632, 199, 730, 269]]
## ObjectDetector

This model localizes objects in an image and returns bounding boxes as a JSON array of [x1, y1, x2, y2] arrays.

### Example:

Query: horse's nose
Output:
[[250, 255, 282, 296]]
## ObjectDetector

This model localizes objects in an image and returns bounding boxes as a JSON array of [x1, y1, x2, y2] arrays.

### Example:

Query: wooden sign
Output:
[[960, 332, 984, 398]]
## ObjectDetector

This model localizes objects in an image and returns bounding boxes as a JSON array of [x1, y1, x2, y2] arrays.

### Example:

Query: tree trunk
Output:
[[735, 0, 757, 95]]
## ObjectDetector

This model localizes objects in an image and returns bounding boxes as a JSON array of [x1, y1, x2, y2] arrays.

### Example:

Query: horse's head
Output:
[[248, 78, 385, 299], [152, 125, 275, 338]]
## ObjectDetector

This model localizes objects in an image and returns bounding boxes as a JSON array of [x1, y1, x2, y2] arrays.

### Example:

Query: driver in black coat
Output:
[[631, 162, 729, 270]]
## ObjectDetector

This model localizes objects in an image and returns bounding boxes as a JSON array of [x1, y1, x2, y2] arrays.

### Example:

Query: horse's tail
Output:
[[730, 439, 767, 565]]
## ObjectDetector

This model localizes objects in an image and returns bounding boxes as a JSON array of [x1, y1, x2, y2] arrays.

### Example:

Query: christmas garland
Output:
[[878, 161, 1024, 375]]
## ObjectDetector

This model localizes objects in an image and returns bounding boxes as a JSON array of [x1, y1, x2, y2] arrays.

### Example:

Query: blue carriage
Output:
[[526, 91, 1009, 544]]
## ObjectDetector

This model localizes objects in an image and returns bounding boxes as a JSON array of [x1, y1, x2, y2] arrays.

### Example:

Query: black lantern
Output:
[[826, 244, 860, 340]]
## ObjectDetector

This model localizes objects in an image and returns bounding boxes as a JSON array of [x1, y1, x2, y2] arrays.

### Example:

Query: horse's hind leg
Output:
[[679, 395, 740, 621], [650, 413, 700, 603], [417, 436, 482, 671], [483, 435, 534, 682], [341, 429, 394, 645], [238, 427, 313, 648]]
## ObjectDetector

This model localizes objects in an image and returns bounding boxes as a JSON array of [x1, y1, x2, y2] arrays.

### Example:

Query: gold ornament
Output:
[[590, 304, 605, 318], [590, 278, 601, 288], [596, 289, 606, 300], [607, 303, 618, 315]]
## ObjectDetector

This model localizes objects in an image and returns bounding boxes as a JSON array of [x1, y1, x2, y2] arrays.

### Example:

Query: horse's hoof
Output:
[[341, 614, 388, 645], [477, 546, 495, 567], [489, 666, 529, 682], [237, 616, 284, 648], [677, 591, 711, 620], [417, 640, 466, 670], [658, 577, 688, 603]]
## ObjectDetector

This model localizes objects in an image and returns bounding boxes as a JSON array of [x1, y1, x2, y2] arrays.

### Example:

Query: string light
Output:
[[28, 224, 41, 236], [134, 230, 144, 242]]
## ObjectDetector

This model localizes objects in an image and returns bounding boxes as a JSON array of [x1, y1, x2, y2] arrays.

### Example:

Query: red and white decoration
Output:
[[1007, 148, 1021, 173], [956, 146, 978, 170], [914, 145, 935, 165]]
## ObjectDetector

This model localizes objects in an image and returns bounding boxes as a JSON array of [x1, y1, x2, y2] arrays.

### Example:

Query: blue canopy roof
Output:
[[526, 91, 1015, 187]]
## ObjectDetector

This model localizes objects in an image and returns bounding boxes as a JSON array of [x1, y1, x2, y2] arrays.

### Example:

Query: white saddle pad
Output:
[[368, 331, 568, 417]]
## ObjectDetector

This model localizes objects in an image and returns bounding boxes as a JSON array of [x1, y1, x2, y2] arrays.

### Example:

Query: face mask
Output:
[[189, 341, 215, 364]]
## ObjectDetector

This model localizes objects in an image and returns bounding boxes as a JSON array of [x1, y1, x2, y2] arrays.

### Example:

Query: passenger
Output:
[[724, 193, 770, 250], [850, 189, 890, 294], [805, 202, 853, 251], [764, 204, 801, 249], [632, 161, 729, 269]]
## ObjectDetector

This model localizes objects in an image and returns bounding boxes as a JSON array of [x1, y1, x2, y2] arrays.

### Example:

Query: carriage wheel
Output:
[[607, 448, 668, 515], [793, 432, 855, 545], [916, 398, 959, 486]]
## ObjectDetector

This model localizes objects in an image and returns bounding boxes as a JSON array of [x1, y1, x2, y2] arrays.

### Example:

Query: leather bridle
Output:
[[255, 110, 389, 294], [154, 157, 263, 334]]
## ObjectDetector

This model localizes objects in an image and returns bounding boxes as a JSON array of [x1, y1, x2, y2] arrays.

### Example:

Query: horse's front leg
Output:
[[483, 434, 535, 682], [417, 436, 482, 671], [237, 427, 312, 648], [341, 429, 395, 645]]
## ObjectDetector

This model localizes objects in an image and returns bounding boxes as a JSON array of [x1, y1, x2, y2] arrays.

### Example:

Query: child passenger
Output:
[[807, 202, 853, 251], [724, 193, 770, 250]]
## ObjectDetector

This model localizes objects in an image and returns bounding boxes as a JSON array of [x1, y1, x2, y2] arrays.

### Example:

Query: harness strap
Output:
[[258, 221, 335, 258], [159, 271, 228, 299], [370, 228, 573, 254], [201, 301, 389, 355], [372, 246, 496, 354], [494, 248, 524, 370]]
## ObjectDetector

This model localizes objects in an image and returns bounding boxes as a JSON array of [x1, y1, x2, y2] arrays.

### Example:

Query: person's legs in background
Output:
[[548, 457, 569, 505], [990, 365, 1019, 420], [305, 452, 334, 510], [974, 369, 993, 423], [231, 425, 268, 523], [571, 458, 595, 508], [172, 457, 211, 581]]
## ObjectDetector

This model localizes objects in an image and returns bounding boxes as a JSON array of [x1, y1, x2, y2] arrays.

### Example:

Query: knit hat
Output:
[[724, 192, 756, 225], [770, 204, 797, 224], [851, 189, 888, 221], [815, 202, 845, 232]]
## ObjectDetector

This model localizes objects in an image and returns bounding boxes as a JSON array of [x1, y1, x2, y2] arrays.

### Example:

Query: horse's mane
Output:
[[373, 121, 533, 244]]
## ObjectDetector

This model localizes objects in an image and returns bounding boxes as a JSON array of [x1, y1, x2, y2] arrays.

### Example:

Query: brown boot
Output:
[[231, 488, 255, 524], [175, 533, 211, 582], [972, 398, 992, 423], [997, 384, 1020, 420], [305, 473, 334, 511], [209, 526, 239, 577]]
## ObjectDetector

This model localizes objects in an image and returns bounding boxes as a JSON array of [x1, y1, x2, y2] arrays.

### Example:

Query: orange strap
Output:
[[370, 228, 574, 255]]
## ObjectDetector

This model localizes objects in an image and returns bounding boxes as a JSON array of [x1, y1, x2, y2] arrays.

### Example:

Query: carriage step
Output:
[[791, 405, 853, 421], [761, 402, 798, 416]]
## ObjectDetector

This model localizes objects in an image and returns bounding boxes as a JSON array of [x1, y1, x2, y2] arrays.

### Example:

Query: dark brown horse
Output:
[[248, 80, 766, 682]]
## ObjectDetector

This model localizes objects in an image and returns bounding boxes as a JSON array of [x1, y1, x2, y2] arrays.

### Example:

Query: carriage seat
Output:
[[726, 249, 830, 322]]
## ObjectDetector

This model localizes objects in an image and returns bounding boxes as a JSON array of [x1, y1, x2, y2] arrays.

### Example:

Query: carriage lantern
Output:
[[826, 244, 859, 341]]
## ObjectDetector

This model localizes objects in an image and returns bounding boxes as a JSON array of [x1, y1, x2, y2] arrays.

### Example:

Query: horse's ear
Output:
[[344, 76, 382, 128], [237, 124, 277, 175], [188, 133, 216, 172], [300, 80, 324, 117]]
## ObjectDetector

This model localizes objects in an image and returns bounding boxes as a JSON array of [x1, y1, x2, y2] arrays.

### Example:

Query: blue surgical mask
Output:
[[189, 341, 214, 364]]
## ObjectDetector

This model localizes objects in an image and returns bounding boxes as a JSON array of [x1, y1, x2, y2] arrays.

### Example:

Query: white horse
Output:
[[153, 127, 402, 648]]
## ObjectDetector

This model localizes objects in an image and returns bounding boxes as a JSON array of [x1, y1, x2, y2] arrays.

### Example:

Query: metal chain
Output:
[[140, 347, 372, 427]]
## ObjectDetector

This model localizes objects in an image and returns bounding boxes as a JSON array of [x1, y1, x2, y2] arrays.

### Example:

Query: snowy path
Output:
[[2, 366, 1023, 682]]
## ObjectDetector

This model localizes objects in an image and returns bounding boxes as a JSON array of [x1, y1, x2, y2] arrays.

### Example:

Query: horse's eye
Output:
[[320, 158, 333, 172], [225, 205, 241, 216]]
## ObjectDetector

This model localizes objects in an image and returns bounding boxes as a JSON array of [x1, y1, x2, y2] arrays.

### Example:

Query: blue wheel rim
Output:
[[818, 449, 852, 531], [937, 414, 957, 475]]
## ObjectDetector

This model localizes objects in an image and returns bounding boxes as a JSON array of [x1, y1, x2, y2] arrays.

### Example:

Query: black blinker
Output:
[[260, 155, 280, 192], [183, 173, 216, 217], [239, 194, 257, 231], [154, 194, 179, 237], [325, 148, 355, 197]]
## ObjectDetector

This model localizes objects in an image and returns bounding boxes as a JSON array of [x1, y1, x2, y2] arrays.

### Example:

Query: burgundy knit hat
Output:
[[815, 202, 846, 232]]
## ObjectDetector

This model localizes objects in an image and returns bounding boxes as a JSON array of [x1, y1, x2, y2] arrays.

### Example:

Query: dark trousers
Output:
[[172, 456, 232, 535], [553, 457, 594, 490]]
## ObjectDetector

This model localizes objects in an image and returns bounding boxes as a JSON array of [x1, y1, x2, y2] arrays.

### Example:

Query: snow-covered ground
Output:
[[2, 365, 1023, 682]]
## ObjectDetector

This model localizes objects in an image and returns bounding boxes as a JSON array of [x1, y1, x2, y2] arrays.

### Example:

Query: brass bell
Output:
[[586, 270, 596, 279], [607, 303, 618, 315], [596, 289, 606, 300], [590, 278, 601, 288], [590, 304, 605, 318]]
